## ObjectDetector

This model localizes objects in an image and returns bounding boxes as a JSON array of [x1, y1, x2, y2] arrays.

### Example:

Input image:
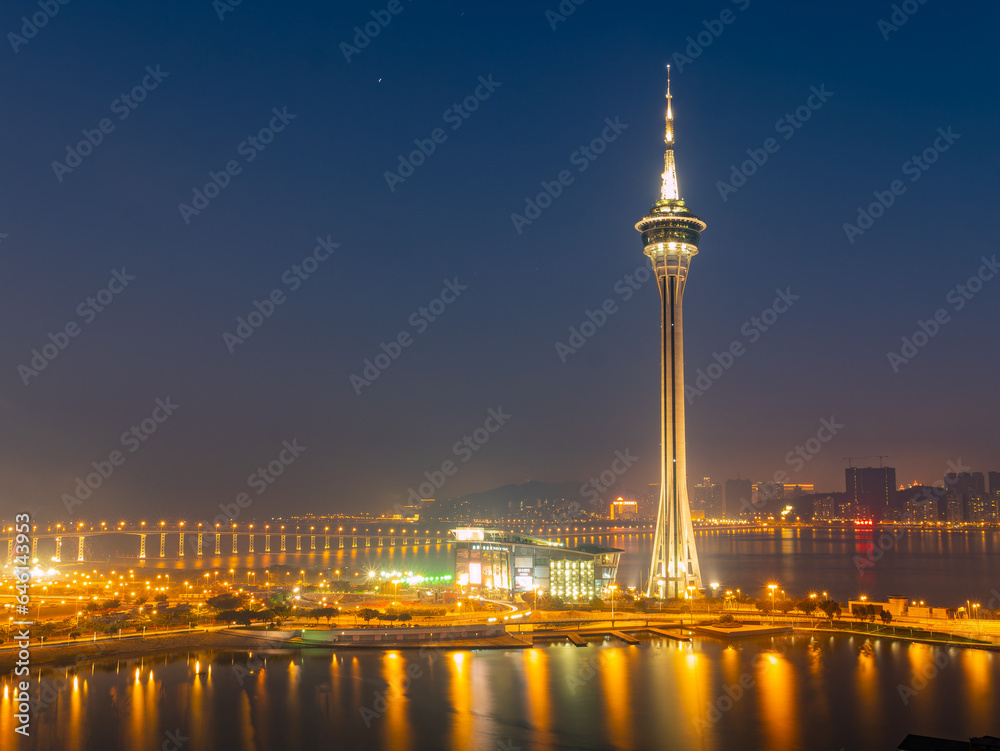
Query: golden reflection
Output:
[[852, 639, 879, 727], [449, 651, 473, 750], [720, 645, 740, 692], [383, 652, 413, 751], [754, 648, 797, 751], [287, 657, 299, 729], [667, 642, 711, 747], [191, 658, 207, 747], [903, 642, 941, 709], [67, 674, 82, 751], [522, 649, 552, 749], [237, 689, 258, 751], [959, 649, 991, 719], [599, 648, 634, 750], [0, 682, 8, 742], [806, 638, 823, 675], [330, 655, 340, 710], [127, 663, 159, 750]]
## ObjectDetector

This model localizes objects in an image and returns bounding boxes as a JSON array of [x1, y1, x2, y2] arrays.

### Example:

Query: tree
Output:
[[634, 598, 648, 613], [396, 613, 412, 623], [754, 599, 772, 614], [217, 609, 242, 624], [207, 593, 244, 610], [359, 608, 380, 625], [91, 598, 122, 611], [854, 604, 877, 622], [154, 593, 169, 604], [798, 599, 818, 618], [777, 599, 795, 615], [880, 610, 893, 625], [818, 599, 841, 620], [305, 607, 337, 624]]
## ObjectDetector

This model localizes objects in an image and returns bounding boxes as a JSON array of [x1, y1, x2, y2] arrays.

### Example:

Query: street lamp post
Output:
[[609, 584, 617, 628], [768, 584, 778, 624]]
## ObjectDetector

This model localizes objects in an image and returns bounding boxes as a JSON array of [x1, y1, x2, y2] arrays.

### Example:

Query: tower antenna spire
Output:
[[661, 64, 679, 201]]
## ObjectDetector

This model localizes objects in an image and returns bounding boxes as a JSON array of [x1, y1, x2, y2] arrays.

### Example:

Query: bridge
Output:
[[1, 521, 456, 563], [2, 519, 728, 564]]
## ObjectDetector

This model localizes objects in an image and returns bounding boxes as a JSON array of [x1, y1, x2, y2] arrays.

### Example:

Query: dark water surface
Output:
[[4, 635, 998, 751]]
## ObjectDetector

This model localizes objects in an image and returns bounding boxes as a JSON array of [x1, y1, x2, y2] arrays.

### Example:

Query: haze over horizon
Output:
[[2, 0, 999, 523]]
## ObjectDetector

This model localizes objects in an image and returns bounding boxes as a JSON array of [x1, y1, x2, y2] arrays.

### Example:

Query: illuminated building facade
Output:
[[610, 497, 638, 520], [944, 471, 986, 523], [451, 528, 621, 602], [783, 483, 814, 497], [635, 67, 705, 598]]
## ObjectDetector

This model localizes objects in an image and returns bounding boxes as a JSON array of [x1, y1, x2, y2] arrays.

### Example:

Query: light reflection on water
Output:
[[4, 636, 998, 751]]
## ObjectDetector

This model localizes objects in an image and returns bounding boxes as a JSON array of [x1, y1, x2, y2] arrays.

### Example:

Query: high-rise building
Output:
[[967, 492, 995, 524], [909, 492, 938, 522], [988, 472, 1000, 524], [845, 466, 896, 517], [944, 471, 986, 523], [988, 471, 1000, 496], [636, 67, 706, 598], [754, 482, 784, 504], [812, 495, 835, 520], [692, 477, 723, 518], [725, 478, 752, 519]]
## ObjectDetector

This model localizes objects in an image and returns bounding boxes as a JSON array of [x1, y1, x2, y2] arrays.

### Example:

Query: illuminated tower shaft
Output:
[[636, 67, 705, 599]]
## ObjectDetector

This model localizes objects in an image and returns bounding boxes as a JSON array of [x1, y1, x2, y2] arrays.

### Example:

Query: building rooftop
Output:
[[572, 543, 625, 555]]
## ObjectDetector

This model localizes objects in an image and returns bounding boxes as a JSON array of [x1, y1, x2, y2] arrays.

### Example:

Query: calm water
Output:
[[82, 526, 1000, 604], [5, 635, 999, 750]]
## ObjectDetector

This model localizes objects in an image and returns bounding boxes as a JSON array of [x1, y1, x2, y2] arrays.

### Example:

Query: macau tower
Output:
[[635, 66, 706, 599]]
